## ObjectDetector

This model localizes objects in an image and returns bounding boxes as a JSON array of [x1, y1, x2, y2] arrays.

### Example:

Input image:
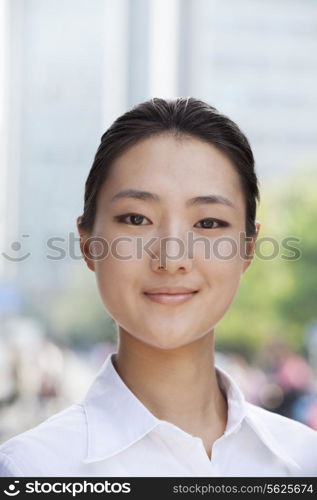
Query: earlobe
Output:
[[242, 251, 253, 273], [242, 221, 261, 273], [255, 220, 261, 236], [80, 239, 96, 273], [76, 215, 95, 272], [85, 259, 95, 273]]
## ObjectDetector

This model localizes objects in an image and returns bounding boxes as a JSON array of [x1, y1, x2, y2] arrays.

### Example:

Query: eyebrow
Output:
[[111, 189, 235, 208]]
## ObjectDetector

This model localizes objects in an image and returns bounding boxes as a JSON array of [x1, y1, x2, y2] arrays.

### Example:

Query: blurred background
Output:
[[0, 0, 317, 442]]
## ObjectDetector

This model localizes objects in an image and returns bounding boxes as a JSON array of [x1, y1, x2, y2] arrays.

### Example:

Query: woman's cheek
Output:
[[108, 237, 136, 262], [211, 236, 240, 261], [94, 251, 139, 306], [209, 242, 244, 296], [94, 264, 125, 320]]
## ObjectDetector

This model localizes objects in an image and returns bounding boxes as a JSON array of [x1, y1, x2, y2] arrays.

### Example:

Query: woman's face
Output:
[[78, 134, 260, 350]]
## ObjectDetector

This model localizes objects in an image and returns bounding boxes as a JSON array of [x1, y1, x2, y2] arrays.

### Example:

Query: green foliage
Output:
[[216, 166, 317, 354]]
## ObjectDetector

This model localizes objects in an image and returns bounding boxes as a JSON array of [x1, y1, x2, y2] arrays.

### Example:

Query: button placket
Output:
[[182, 436, 217, 476]]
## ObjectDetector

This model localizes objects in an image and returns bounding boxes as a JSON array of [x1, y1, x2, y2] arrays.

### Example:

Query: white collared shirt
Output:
[[0, 352, 316, 477]]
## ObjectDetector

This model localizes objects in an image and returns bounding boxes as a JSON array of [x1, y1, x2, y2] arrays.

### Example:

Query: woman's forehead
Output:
[[109, 134, 234, 171], [103, 135, 244, 204]]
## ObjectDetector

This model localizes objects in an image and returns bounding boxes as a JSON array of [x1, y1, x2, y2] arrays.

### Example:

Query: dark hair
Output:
[[79, 97, 260, 236]]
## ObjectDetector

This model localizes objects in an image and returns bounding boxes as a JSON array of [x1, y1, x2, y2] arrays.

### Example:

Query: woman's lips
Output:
[[143, 291, 198, 304]]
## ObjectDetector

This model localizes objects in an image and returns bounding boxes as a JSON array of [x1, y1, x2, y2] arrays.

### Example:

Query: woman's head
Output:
[[77, 97, 261, 350]]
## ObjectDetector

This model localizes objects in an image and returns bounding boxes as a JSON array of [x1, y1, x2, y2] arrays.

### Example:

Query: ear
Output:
[[76, 216, 95, 272], [242, 220, 261, 273]]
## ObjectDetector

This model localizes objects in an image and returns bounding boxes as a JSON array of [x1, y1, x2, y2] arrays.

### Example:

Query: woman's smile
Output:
[[143, 290, 199, 305]]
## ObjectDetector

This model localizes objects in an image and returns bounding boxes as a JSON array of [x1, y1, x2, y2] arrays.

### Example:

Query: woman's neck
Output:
[[112, 328, 228, 459]]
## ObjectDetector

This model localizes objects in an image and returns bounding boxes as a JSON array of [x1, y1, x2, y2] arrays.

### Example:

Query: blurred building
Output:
[[2, 0, 109, 289], [178, 0, 317, 177]]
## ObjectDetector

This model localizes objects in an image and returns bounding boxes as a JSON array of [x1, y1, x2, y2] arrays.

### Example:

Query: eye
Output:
[[114, 213, 151, 226], [114, 214, 229, 229], [195, 218, 229, 229]]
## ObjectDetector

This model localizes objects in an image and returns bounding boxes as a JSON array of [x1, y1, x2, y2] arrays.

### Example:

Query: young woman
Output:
[[0, 97, 316, 477]]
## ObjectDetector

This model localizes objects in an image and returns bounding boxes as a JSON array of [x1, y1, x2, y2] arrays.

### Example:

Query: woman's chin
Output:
[[135, 330, 199, 351]]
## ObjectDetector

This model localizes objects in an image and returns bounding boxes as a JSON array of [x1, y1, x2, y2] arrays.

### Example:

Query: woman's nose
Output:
[[150, 235, 193, 274]]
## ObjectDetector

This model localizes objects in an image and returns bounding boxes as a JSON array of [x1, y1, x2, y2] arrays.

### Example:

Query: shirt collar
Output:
[[82, 353, 159, 463], [244, 405, 301, 472], [81, 352, 300, 471], [216, 365, 301, 473]]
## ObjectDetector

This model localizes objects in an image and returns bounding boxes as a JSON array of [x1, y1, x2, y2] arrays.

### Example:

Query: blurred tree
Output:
[[273, 166, 317, 336], [216, 166, 317, 355]]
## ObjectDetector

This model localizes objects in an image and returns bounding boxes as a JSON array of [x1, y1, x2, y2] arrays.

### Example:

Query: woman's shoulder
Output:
[[245, 401, 317, 475], [0, 403, 86, 476]]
